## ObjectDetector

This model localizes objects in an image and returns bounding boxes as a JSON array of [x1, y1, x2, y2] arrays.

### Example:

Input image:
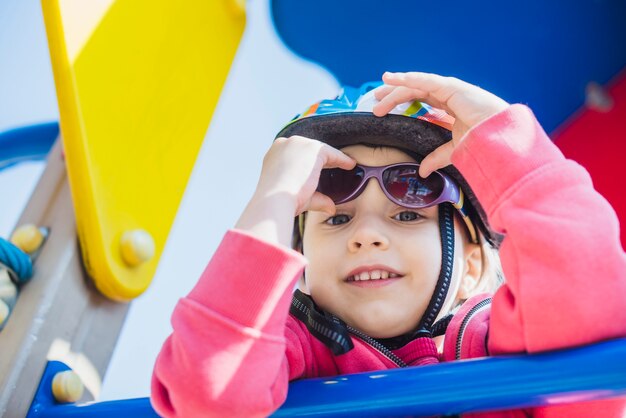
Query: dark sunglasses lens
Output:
[[317, 167, 364, 203], [383, 166, 444, 206]]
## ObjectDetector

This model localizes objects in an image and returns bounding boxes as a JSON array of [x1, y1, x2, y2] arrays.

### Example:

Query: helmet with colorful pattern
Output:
[[276, 81, 501, 248]]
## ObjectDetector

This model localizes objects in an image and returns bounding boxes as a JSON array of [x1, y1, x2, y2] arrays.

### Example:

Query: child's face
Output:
[[302, 144, 479, 339]]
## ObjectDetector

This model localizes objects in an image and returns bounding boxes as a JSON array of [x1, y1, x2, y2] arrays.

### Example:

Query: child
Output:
[[151, 72, 626, 417]]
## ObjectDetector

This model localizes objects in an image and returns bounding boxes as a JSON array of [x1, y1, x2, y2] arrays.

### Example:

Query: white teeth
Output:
[[350, 270, 399, 281]]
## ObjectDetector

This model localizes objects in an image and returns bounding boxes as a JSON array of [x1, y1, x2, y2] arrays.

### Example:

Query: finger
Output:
[[383, 71, 442, 89], [383, 71, 461, 94], [305, 192, 336, 216], [321, 145, 356, 170], [382, 72, 460, 116], [285, 135, 355, 170], [418, 141, 455, 178], [372, 86, 427, 117], [372, 78, 457, 118], [373, 84, 395, 101]]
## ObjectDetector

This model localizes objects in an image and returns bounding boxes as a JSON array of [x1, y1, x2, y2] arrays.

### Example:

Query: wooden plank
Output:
[[0, 140, 130, 417]]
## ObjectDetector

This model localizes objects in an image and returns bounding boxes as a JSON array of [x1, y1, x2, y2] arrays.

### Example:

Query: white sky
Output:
[[0, 0, 338, 401]]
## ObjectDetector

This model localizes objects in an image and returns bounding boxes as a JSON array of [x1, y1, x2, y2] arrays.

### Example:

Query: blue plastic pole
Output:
[[31, 397, 158, 418], [0, 122, 58, 171], [274, 338, 626, 416], [26, 362, 158, 418], [27, 339, 626, 417]]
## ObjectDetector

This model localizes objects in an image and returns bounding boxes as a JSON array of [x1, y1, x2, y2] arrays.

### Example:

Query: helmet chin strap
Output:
[[416, 203, 455, 335]]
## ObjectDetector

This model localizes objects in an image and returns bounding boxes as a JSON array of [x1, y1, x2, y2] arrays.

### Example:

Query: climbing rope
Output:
[[0, 225, 45, 330], [0, 237, 33, 283]]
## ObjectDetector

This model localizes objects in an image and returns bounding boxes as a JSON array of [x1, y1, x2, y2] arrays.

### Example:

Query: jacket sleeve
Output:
[[151, 229, 309, 418], [450, 104, 626, 355]]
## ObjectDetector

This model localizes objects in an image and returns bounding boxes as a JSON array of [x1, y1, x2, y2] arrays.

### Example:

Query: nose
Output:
[[347, 181, 391, 253], [347, 223, 390, 253]]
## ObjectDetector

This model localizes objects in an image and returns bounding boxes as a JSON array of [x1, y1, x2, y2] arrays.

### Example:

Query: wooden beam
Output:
[[0, 139, 129, 417]]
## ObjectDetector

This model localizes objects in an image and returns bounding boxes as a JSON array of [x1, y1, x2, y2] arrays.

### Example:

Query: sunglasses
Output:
[[316, 163, 478, 243]]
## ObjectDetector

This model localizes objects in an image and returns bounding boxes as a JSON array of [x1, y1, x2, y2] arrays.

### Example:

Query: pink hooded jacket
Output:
[[151, 105, 626, 417]]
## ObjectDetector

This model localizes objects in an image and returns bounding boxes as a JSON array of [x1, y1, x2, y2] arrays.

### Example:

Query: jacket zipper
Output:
[[455, 298, 491, 360], [346, 326, 407, 368], [291, 297, 407, 368]]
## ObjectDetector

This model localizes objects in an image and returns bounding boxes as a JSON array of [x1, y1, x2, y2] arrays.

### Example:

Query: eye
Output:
[[325, 214, 351, 226], [393, 211, 421, 222]]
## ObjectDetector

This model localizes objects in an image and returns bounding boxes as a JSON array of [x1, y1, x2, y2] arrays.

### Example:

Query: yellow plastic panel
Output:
[[42, 0, 245, 300]]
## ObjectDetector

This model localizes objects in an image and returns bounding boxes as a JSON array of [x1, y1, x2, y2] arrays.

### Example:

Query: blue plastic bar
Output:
[[30, 397, 158, 418], [0, 122, 58, 171], [274, 338, 626, 417], [26, 361, 158, 418], [28, 339, 626, 417]]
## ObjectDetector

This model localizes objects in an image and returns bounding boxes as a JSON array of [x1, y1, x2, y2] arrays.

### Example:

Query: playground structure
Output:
[[1, 0, 245, 415], [0, 0, 625, 417]]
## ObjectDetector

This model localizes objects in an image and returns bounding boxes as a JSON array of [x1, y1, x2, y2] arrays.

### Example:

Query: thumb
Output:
[[419, 141, 455, 178], [303, 192, 336, 216]]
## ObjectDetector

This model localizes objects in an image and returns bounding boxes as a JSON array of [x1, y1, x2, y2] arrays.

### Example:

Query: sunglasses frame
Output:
[[317, 163, 478, 243]]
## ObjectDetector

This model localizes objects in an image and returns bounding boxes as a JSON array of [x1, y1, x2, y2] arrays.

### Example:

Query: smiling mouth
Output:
[[346, 270, 402, 282]]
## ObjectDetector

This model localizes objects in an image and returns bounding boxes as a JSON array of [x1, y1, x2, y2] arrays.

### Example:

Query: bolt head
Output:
[[120, 230, 155, 267], [52, 370, 84, 403], [10, 224, 44, 254]]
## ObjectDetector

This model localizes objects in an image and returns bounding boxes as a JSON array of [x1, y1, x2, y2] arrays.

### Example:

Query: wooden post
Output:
[[0, 139, 129, 417]]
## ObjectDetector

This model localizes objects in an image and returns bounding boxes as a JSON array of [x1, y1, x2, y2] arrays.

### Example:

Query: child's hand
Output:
[[373, 72, 509, 177], [256, 136, 356, 216], [236, 136, 354, 247]]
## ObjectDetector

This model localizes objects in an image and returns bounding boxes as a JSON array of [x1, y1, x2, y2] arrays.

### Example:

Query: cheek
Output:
[[301, 230, 343, 290], [303, 246, 341, 284], [399, 226, 442, 272], [302, 261, 344, 317], [302, 223, 346, 263]]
